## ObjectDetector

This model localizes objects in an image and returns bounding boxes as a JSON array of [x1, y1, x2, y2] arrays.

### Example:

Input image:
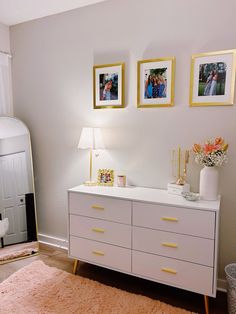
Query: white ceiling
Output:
[[0, 0, 108, 26]]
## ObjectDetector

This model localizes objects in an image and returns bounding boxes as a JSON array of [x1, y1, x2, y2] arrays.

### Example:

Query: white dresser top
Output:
[[68, 185, 220, 212]]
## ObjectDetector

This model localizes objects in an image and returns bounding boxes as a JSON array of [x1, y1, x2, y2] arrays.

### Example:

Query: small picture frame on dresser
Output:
[[97, 169, 114, 186]]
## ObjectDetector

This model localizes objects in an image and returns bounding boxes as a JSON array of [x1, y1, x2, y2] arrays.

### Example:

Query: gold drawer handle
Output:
[[92, 250, 105, 256], [92, 227, 105, 233], [161, 242, 178, 248], [91, 205, 105, 210], [161, 217, 178, 222], [161, 267, 177, 275]]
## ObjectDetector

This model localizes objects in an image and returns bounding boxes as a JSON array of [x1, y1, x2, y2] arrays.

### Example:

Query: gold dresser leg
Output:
[[204, 295, 209, 314], [73, 259, 79, 275]]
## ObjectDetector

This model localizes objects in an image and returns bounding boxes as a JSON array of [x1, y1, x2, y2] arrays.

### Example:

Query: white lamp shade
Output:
[[78, 127, 105, 149]]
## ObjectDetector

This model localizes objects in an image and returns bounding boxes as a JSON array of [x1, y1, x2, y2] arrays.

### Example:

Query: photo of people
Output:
[[97, 169, 114, 186], [99, 73, 118, 101], [144, 68, 167, 99], [198, 62, 226, 96], [137, 58, 175, 108], [100, 172, 111, 183], [94, 63, 124, 109]]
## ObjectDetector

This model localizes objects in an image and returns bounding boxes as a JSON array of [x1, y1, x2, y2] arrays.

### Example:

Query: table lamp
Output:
[[78, 127, 105, 185]]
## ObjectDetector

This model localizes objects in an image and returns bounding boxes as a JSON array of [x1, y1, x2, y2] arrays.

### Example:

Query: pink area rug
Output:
[[0, 261, 195, 314], [0, 241, 38, 264]]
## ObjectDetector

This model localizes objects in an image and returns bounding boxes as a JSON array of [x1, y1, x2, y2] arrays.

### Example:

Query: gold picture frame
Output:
[[97, 169, 114, 186], [137, 57, 175, 108], [93, 62, 125, 109], [189, 49, 236, 107]]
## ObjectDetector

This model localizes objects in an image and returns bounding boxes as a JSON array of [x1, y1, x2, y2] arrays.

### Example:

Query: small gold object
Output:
[[176, 177, 185, 185], [161, 242, 178, 248], [171, 147, 189, 185], [92, 227, 105, 233], [73, 260, 79, 275], [91, 205, 105, 210], [92, 250, 105, 256], [161, 217, 178, 222], [97, 169, 114, 186], [161, 267, 177, 275]]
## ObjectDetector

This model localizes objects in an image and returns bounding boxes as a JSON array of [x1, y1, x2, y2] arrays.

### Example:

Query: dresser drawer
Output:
[[132, 251, 213, 295], [133, 202, 215, 239], [70, 215, 131, 248], [70, 236, 131, 272], [133, 226, 214, 266], [69, 192, 131, 224]]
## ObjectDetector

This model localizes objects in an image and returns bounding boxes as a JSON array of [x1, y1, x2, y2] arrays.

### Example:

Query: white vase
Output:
[[199, 166, 219, 200]]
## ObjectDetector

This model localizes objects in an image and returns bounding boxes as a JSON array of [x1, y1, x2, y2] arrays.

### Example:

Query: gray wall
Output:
[[10, 0, 236, 279]]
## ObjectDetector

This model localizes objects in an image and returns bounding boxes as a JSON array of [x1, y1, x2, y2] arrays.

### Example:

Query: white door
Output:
[[0, 152, 30, 245]]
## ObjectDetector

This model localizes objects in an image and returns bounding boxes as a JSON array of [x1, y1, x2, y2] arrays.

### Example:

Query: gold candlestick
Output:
[[171, 147, 189, 185], [183, 150, 189, 181], [171, 149, 176, 179], [178, 146, 181, 181]]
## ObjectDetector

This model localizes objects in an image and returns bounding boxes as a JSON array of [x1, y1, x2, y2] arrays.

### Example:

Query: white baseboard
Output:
[[38, 233, 68, 250], [37, 233, 227, 293]]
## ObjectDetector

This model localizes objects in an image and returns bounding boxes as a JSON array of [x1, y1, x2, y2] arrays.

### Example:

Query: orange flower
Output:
[[215, 137, 224, 145], [203, 143, 219, 154], [193, 144, 201, 153]]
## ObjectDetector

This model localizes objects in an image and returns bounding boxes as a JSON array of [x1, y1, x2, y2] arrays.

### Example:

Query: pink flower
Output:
[[203, 143, 220, 154], [192, 137, 228, 167]]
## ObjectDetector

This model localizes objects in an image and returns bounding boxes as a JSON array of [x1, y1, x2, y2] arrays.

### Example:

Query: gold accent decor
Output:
[[183, 150, 190, 182], [97, 169, 114, 186], [161, 242, 178, 248], [171, 147, 189, 185], [93, 62, 125, 109], [161, 267, 177, 275], [92, 227, 105, 233], [73, 259, 79, 275], [92, 250, 105, 256], [204, 295, 209, 314], [0, 252, 39, 266], [89, 149, 92, 182], [91, 205, 105, 210], [178, 147, 181, 181], [189, 49, 236, 107], [161, 217, 178, 222], [137, 57, 175, 108]]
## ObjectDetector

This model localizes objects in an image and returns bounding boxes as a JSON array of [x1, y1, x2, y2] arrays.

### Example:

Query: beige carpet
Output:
[[0, 260, 195, 314], [0, 241, 38, 264]]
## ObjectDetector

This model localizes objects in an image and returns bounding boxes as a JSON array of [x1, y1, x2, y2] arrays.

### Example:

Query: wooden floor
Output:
[[0, 243, 227, 314]]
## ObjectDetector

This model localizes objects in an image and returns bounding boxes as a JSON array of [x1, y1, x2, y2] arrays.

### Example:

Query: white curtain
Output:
[[0, 53, 13, 116]]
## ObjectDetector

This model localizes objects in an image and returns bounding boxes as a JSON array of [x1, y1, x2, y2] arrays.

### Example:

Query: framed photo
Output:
[[97, 169, 114, 186], [93, 63, 125, 109], [189, 49, 236, 106], [137, 57, 175, 108]]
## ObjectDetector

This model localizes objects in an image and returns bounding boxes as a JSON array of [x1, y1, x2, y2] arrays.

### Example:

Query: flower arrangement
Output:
[[192, 137, 228, 167]]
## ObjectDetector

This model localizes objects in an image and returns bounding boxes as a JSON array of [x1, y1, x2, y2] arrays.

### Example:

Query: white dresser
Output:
[[68, 185, 220, 304]]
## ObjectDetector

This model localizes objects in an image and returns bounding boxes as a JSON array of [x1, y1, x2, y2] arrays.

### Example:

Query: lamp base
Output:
[[84, 180, 97, 186]]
